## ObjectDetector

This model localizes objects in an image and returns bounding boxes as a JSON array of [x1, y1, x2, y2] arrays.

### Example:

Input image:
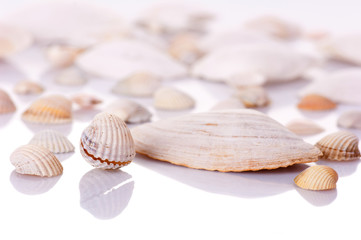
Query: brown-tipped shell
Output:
[[0, 89, 16, 114], [13, 80, 44, 95], [286, 119, 324, 136], [315, 131, 360, 161], [29, 130, 75, 153], [22, 94, 72, 124], [104, 99, 152, 124], [297, 94, 336, 111], [294, 165, 338, 190], [10, 144, 63, 177], [154, 87, 195, 110], [337, 110, 361, 130]]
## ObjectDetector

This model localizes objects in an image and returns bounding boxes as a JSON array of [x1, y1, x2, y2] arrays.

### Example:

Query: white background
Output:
[[1, 1, 361, 240]]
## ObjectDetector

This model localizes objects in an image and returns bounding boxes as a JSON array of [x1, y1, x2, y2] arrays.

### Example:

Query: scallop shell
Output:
[[10, 144, 63, 177], [233, 86, 270, 108], [22, 94, 72, 124], [131, 109, 322, 172], [112, 72, 161, 97], [13, 80, 44, 95], [168, 33, 203, 65], [29, 130, 75, 153], [72, 93, 102, 109], [54, 67, 87, 86], [210, 98, 245, 111], [80, 112, 136, 169], [154, 87, 195, 110], [104, 99, 152, 124], [0, 23, 32, 58], [294, 165, 338, 190], [315, 131, 360, 161], [46, 45, 84, 68], [0, 89, 16, 114], [337, 110, 361, 129], [285, 119, 324, 136], [297, 94, 336, 111]]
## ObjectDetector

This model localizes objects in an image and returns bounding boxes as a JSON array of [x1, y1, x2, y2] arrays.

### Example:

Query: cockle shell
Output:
[[0, 89, 16, 114], [45, 45, 84, 68], [294, 165, 338, 190], [337, 110, 361, 129], [10, 144, 63, 177], [233, 86, 270, 108], [210, 98, 245, 110], [297, 94, 336, 111], [131, 109, 322, 172], [285, 119, 324, 136], [0, 23, 32, 58], [315, 131, 360, 161], [54, 67, 87, 86], [29, 130, 75, 153], [112, 72, 161, 97], [13, 80, 44, 95], [22, 94, 72, 124], [154, 87, 195, 110], [72, 93, 102, 109], [104, 99, 152, 124], [80, 112, 136, 169], [168, 33, 203, 65]]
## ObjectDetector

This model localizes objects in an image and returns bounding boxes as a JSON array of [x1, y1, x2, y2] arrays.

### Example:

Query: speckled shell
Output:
[[132, 109, 322, 172], [22, 95, 72, 124], [54, 67, 87, 86], [294, 165, 338, 190], [104, 99, 151, 124], [0, 89, 16, 114], [154, 87, 195, 110], [72, 93, 102, 108], [46, 45, 83, 68], [13, 80, 44, 95], [233, 86, 270, 108], [0, 23, 32, 58], [80, 112, 136, 169], [285, 119, 324, 136], [29, 130, 75, 153], [337, 110, 361, 129], [297, 94, 336, 110], [315, 131, 360, 161], [210, 98, 245, 110], [10, 144, 63, 177]]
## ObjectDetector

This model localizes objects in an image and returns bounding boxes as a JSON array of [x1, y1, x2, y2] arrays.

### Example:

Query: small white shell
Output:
[[13, 80, 44, 95], [210, 98, 245, 111], [54, 67, 87, 86], [0, 23, 32, 58], [72, 93, 102, 109], [285, 119, 324, 136], [29, 130, 75, 153], [104, 99, 152, 124], [337, 110, 361, 129], [0, 89, 16, 114], [154, 87, 195, 110], [168, 33, 203, 65], [46, 45, 83, 68], [233, 86, 270, 108]]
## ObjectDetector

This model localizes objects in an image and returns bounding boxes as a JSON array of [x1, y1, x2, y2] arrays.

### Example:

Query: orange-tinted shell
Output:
[[297, 94, 336, 111], [294, 165, 338, 190]]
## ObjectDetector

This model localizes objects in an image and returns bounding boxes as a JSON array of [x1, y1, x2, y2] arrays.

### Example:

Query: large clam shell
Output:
[[154, 87, 195, 110], [131, 109, 322, 172], [13, 80, 44, 95], [337, 110, 361, 129], [0, 23, 32, 58], [10, 144, 63, 177], [104, 99, 152, 124], [294, 165, 338, 191], [0, 89, 16, 114], [80, 112, 136, 169], [29, 130, 75, 154]]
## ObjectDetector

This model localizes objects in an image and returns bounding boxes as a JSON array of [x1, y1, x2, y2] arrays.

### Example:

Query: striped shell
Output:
[[29, 130, 75, 153], [337, 110, 361, 129], [285, 119, 324, 136], [54, 67, 87, 86], [154, 87, 195, 110], [315, 131, 360, 161], [13, 80, 44, 95], [22, 95, 72, 124], [297, 94, 336, 111], [294, 165, 338, 190], [104, 99, 152, 124], [10, 144, 63, 177], [80, 112, 136, 169], [0, 89, 16, 114]]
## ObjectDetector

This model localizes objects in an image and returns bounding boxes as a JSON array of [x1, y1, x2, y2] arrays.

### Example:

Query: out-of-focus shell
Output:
[[0, 89, 16, 114], [13, 80, 44, 95], [315, 131, 360, 161], [54, 67, 87, 86], [29, 130, 74, 153], [22, 95, 72, 124], [72, 93, 102, 109], [154, 87, 195, 110], [131, 109, 322, 172], [233, 86, 270, 108], [0, 23, 32, 58], [10, 144, 63, 177], [45, 45, 84, 68], [285, 119, 324, 136], [210, 98, 245, 111], [112, 72, 161, 97], [337, 110, 361, 129], [80, 112, 136, 169], [294, 165, 338, 190], [104, 99, 152, 124], [168, 33, 203, 64], [297, 94, 336, 111]]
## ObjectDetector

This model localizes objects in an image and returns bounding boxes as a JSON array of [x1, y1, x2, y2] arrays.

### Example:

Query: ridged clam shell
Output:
[[297, 94, 336, 111], [72, 93, 102, 108], [233, 86, 270, 108], [80, 112, 136, 169], [210, 98, 245, 111], [29, 130, 75, 153], [104, 99, 152, 124], [0, 89, 16, 114], [46, 45, 83, 68], [294, 165, 338, 190], [54, 67, 87, 86], [315, 131, 360, 161], [112, 72, 161, 97], [22, 94, 72, 124], [10, 144, 63, 177], [13, 80, 44, 95], [337, 110, 361, 129], [0, 23, 32, 58], [154, 87, 195, 110], [132, 109, 322, 172], [285, 119, 324, 136]]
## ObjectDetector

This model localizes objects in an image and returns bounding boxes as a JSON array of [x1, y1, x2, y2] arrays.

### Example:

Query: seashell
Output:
[[154, 87, 195, 110], [54, 67, 87, 86], [76, 40, 187, 80], [210, 98, 245, 111], [22, 94, 72, 124], [104, 99, 152, 124], [297, 94, 336, 111], [294, 165, 338, 190], [233, 86, 270, 108], [80, 112, 136, 169], [10, 144, 63, 177], [337, 110, 361, 129], [168, 33, 203, 65], [0, 89, 16, 114], [45, 45, 84, 68], [131, 109, 322, 172], [112, 72, 161, 97], [29, 130, 75, 153], [13, 80, 44, 95], [72, 93, 102, 109], [0, 23, 32, 58], [285, 119, 324, 136], [315, 131, 360, 161]]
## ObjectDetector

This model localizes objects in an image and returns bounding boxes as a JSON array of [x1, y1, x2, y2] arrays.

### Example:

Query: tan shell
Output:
[[104, 99, 152, 124], [0, 89, 16, 114], [168, 33, 203, 65], [294, 165, 338, 190], [80, 112, 136, 169], [29, 130, 75, 153], [132, 109, 322, 172], [72, 93, 102, 108], [285, 119, 324, 136], [337, 110, 361, 129], [297, 94, 336, 111], [54, 67, 87, 86], [154, 87, 195, 110], [233, 86, 270, 108], [46, 45, 84, 68], [22, 94, 72, 124], [315, 131, 360, 161], [210, 98, 245, 111], [0, 23, 32, 58], [13, 80, 44, 95], [112, 72, 161, 97], [10, 144, 63, 177]]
